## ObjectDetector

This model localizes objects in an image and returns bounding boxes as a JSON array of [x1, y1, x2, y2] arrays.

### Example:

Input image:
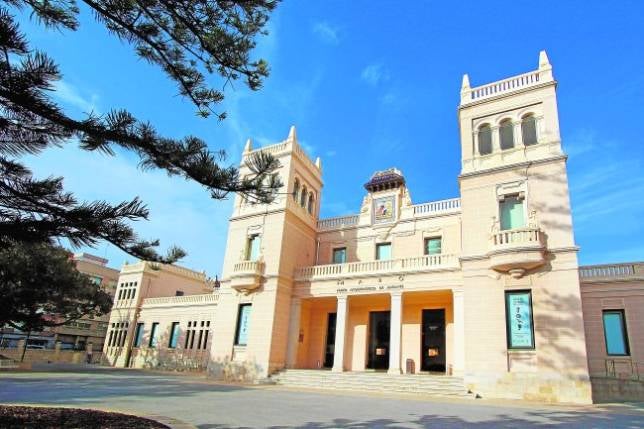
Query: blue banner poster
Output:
[[507, 292, 534, 348], [237, 305, 252, 345]]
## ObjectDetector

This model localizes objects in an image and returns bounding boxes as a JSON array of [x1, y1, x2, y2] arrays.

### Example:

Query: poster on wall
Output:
[[236, 304, 252, 346], [373, 196, 395, 224], [505, 291, 534, 349]]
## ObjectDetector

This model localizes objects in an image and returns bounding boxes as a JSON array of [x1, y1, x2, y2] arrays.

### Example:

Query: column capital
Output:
[[336, 294, 348, 302], [389, 290, 403, 297], [452, 287, 464, 295]]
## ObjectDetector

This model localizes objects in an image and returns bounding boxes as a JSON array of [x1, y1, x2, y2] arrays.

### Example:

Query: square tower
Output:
[[457, 51, 592, 403], [209, 127, 323, 380]]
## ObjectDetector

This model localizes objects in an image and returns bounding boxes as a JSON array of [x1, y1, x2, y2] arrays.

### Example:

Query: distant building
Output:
[[101, 52, 643, 404], [0, 253, 119, 352]]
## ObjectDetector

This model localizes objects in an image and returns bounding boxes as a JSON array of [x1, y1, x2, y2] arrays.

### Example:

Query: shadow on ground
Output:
[[197, 409, 644, 429]]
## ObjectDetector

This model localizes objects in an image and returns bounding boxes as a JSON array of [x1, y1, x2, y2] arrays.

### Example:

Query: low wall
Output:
[[591, 377, 644, 403], [0, 348, 102, 365]]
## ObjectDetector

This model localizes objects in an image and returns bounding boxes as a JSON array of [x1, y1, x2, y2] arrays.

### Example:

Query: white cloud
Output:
[[52, 80, 100, 114], [312, 22, 340, 45], [325, 150, 337, 157], [23, 143, 232, 276], [361, 63, 389, 86]]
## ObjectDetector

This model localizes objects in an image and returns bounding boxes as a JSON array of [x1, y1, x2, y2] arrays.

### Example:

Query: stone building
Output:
[[102, 51, 643, 404]]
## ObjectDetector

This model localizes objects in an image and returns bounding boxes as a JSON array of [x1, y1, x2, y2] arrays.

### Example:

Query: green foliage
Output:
[[0, 241, 113, 332], [0, 1, 282, 264]]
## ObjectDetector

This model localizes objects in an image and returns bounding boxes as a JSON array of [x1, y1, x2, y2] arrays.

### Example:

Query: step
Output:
[[270, 370, 471, 398]]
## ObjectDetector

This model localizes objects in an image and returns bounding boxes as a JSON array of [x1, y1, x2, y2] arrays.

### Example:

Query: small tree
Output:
[[0, 241, 113, 361]]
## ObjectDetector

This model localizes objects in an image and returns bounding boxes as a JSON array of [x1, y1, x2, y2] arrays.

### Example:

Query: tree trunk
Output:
[[20, 331, 30, 362]]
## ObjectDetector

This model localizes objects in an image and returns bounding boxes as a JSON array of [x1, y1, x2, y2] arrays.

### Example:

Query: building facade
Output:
[[103, 52, 643, 404]]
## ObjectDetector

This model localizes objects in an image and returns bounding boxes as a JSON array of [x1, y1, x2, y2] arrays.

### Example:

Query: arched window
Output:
[[293, 178, 300, 201], [300, 185, 307, 207], [478, 124, 492, 155], [521, 114, 537, 146], [499, 119, 514, 150], [308, 192, 315, 214]]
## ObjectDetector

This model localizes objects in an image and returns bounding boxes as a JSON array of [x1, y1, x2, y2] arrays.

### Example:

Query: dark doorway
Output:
[[323, 312, 336, 368], [367, 311, 390, 370], [421, 309, 446, 372]]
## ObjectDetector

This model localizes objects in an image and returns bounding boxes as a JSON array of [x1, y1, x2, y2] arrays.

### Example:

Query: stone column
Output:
[[332, 295, 348, 372], [452, 288, 465, 376], [285, 298, 301, 368], [388, 291, 403, 374]]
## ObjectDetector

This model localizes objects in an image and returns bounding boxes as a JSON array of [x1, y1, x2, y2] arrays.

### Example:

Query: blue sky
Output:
[[16, 1, 644, 274]]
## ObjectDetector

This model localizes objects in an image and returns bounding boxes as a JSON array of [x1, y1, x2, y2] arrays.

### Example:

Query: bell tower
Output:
[[209, 126, 323, 380], [456, 51, 592, 403]]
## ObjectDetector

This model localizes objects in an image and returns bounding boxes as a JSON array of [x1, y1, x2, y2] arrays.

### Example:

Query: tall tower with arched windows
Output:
[[456, 51, 592, 401], [209, 126, 323, 380]]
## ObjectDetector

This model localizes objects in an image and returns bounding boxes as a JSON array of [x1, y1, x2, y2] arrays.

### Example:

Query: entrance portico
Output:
[[291, 289, 463, 375]]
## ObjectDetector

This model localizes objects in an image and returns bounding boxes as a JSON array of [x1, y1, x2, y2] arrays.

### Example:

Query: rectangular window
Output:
[[332, 247, 347, 264], [235, 304, 252, 346], [168, 322, 180, 348], [149, 322, 159, 348], [133, 323, 144, 347], [424, 237, 442, 255], [603, 310, 630, 356], [500, 196, 525, 231], [505, 290, 535, 349], [376, 243, 392, 261], [246, 235, 261, 261], [184, 322, 192, 348], [202, 331, 209, 350]]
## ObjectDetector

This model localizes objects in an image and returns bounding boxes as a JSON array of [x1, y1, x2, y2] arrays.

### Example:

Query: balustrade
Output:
[[469, 71, 541, 102], [294, 254, 458, 281]]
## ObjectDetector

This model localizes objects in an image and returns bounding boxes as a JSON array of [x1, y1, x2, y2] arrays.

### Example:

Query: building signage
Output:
[[336, 284, 404, 295], [505, 291, 534, 349]]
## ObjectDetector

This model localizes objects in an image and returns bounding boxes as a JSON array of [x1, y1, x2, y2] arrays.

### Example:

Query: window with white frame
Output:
[[478, 124, 492, 155], [499, 119, 514, 150], [246, 234, 261, 261], [521, 114, 538, 146], [499, 195, 525, 230], [424, 237, 442, 255]]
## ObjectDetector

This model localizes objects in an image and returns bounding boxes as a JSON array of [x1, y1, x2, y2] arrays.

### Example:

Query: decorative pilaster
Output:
[[452, 288, 465, 375], [332, 295, 348, 372], [388, 291, 403, 374], [285, 298, 301, 368]]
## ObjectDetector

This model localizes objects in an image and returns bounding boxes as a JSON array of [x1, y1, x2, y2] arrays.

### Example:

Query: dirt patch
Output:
[[0, 405, 170, 428]]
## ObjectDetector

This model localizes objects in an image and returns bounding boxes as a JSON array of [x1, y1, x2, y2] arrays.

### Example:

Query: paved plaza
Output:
[[0, 367, 642, 428]]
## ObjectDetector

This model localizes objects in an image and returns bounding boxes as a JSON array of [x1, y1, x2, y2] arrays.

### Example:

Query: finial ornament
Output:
[[288, 125, 297, 143], [461, 73, 470, 89], [539, 50, 550, 69], [315, 157, 322, 170], [243, 138, 252, 153]]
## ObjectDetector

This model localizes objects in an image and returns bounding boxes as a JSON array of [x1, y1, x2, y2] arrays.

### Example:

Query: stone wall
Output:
[[591, 377, 644, 402], [0, 347, 102, 364]]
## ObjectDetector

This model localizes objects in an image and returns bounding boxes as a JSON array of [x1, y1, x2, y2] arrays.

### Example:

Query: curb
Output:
[[0, 403, 197, 429]]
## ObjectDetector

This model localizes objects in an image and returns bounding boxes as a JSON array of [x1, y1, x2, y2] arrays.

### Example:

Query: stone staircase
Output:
[[270, 369, 472, 398]]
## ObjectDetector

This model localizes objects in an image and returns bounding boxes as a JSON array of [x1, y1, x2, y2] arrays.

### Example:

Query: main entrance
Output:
[[367, 311, 390, 370], [323, 312, 336, 368], [421, 309, 446, 372]]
